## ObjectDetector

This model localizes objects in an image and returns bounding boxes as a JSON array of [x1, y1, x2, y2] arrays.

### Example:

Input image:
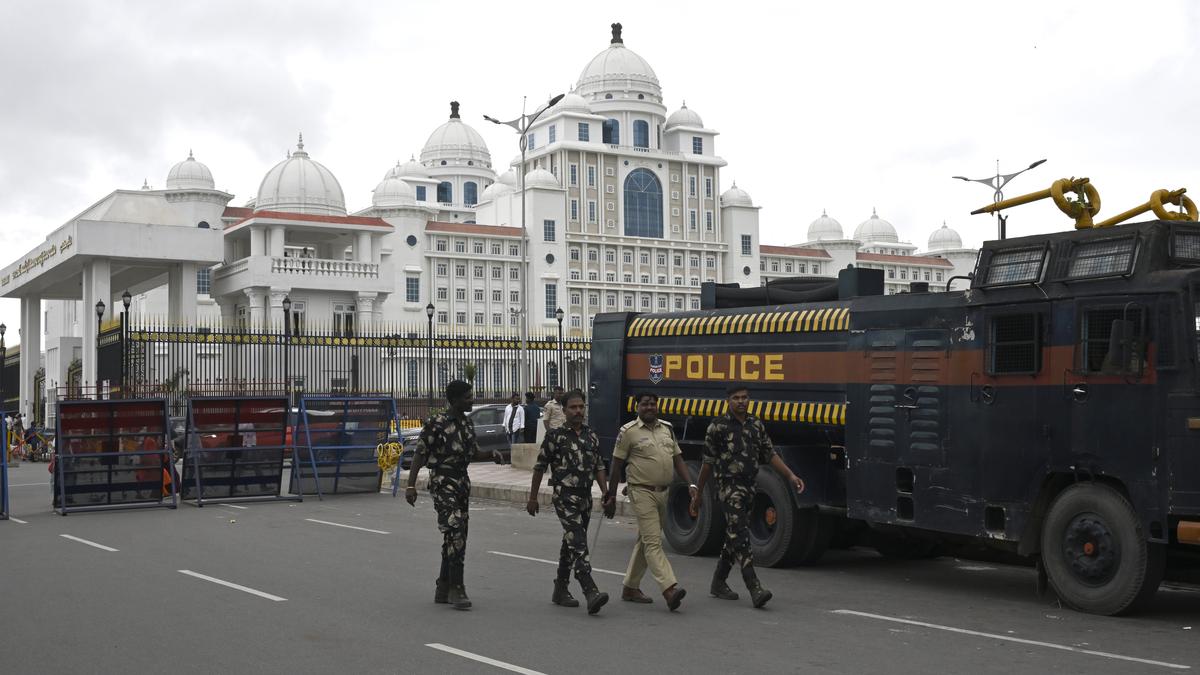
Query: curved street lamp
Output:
[[483, 93, 565, 392], [953, 158, 1046, 240]]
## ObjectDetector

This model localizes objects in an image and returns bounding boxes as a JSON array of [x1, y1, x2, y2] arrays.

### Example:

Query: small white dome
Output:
[[928, 223, 963, 251], [666, 102, 703, 129], [524, 168, 560, 189], [576, 23, 661, 100], [853, 209, 899, 243], [480, 182, 514, 202], [421, 101, 491, 165], [256, 135, 346, 215], [165, 151, 215, 190], [497, 169, 518, 187], [720, 181, 753, 207], [384, 157, 427, 181], [807, 210, 844, 241], [553, 91, 591, 114], [372, 176, 416, 208]]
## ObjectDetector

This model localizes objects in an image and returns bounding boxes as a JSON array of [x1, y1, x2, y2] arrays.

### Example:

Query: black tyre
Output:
[[750, 467, 832, 567], [664, 460, 724, 556], [1040, 482, 1165, 616]]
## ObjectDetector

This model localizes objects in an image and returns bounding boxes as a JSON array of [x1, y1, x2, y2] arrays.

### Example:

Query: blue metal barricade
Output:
[[54, 398, 177, 515], [181, 396, 302, 506], [1, 415, 8, 520], [291, 396, 398, 499]]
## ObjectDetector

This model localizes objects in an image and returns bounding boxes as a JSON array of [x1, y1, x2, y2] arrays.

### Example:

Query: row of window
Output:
[[567, 269, 711, 286], [988, 307, 1149, 376], [759, 260, 823, 275], [434, 262, 522, 280], [434, 181, 480, 206], [567, 247, 717, 267], [434, 239, 521, 256], [433, 287, 522, 303]]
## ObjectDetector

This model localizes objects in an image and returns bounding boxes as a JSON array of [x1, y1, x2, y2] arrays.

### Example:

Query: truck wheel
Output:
[[664, 461, 724, 556], [750, 467, 832, 567], [1040, 483, 1165, 615]]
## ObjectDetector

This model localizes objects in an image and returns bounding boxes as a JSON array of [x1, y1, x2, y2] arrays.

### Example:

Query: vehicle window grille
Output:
[[1172, 230, 1200, 261], [1082, 308, 1143, 373], [1157, 304, 1174, 368], [989, 314, 1041, 374], [983, 247, 1045, 285], [1066, 237, 1137, 279]]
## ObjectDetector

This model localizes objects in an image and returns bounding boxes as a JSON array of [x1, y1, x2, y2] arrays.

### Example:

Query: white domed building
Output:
[[418, 101, 496, 221]]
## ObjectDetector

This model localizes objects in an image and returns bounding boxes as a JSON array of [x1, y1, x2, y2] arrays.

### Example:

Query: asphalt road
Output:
[[2, 466, 1198, 675]]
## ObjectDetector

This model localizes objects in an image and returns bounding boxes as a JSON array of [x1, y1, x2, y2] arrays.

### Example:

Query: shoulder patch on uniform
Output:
[[659, 419, 674, 427], [619, 419, 639, 431]]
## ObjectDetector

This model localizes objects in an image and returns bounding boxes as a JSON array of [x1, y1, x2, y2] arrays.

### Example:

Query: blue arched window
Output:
[[623, 169, 663, 238], [602, 119, 620, 145], [464, 181, 478, 206], [437, 181, 453, 204], [633, 120, 649, 148]]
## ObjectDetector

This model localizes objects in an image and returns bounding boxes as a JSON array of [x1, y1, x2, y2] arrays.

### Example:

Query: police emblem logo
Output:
[[648, 354, 664, 384]]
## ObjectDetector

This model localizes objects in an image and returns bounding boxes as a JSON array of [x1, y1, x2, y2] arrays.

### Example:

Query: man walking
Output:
[[522, 392, 541, 444], [690, 385, 805, 608], [502, 392, 525, 445], [603, 392, 693, 611], [406, 380, 478, 610], [526, 390, 610, 614], [542, 386, 565, 433]]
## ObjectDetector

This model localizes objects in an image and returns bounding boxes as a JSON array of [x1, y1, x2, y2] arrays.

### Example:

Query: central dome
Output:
[[576, 23, 661, 100], [256, 135, 346, 216], [807, 210, 844, 241], [421, 101, 491, 166], [165, 150, 215, 190], [928, 223, 963, 251], [853, 209, 899, 243], [372, 176, 415, 208]]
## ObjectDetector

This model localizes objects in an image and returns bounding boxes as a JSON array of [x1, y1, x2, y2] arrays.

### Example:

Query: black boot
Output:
[[710, 558, 739, 600], [448, 563, 472, 610], [742, 565, 772, 609], [435, 558, 449, 604], [552, 578, 580, 607], [578, 573, 609, 615]]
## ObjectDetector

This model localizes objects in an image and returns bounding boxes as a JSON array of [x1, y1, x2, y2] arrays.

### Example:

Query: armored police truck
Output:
[[589, 218, 1200, 615]]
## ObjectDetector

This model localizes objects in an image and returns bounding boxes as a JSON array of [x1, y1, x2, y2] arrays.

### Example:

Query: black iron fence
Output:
[[96, 320, 591, 421]]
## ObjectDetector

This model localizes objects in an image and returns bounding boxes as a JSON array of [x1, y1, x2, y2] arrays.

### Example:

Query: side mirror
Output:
[[1103, 319, 1140, 375]]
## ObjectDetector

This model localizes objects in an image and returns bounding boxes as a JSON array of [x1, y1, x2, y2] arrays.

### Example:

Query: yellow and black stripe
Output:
[[625, 396, 846, 426], [626, 307, 850, 338]]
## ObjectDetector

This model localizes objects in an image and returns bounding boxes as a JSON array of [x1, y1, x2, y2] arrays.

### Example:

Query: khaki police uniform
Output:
[[613, 417, 681, 591], [542, 399, 566, 431]]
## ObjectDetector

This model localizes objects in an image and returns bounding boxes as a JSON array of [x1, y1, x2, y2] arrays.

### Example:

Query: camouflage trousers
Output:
[[718, 479, 755, 570], [553, 488, 593, 580], [430, 473, 471, 566]]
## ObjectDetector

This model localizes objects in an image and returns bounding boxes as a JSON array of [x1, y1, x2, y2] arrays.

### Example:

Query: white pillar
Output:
[[18, 296, 41, 419], [244, 288, 266, 330], [267, 288, 290, 332], [249, 226, 266, 257], [81, 258, 111, 389], [168, 262, 198, 326], [269, 225, 286, 258], [356, 232, 372, 263], [356, 292, 376, 330]]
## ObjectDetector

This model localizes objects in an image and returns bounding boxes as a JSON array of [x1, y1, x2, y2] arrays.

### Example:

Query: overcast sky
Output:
[[1, 0, 1198, 337]]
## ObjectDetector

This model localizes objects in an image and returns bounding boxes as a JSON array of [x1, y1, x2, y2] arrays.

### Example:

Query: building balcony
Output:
[[211, 255, 393, 296]]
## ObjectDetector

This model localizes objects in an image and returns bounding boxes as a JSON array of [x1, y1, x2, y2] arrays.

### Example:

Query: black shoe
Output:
[[663, 584, 687, 612], [742, 566, 772, 609], [710, 559, 739, 600], [552, 578, 580, 607], [579, 573, 609, 615], [435, 578, 449, 604], [448, 563, 472, 610]]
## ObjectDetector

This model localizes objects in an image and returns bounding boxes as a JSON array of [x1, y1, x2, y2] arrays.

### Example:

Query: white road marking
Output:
[[59, 534, 118, 552], [177, 570, 287, 602], [487, 550, 623, 577], [304, 518, 390, 535], [426, 643, 545, 675], [833, 609, 1190, 670], [218, 503, 249, 510], [8, 517, 28, 524], [10, 482, 50, 487]]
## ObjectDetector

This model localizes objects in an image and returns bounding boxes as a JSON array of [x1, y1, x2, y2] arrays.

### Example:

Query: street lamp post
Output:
[[94, 300, 105, 398], [426, 303, 435, 417], [0, 323, 7, 409], [554, 307, 564, 390], [282, 295, 291, 405], [121, 290, 131, 395], [483, 93, 565, 393], [953, 158, 1047, 241]]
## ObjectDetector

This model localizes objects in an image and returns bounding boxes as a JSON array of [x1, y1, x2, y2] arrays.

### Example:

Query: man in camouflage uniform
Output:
[[690, 384, 805, 608], [526, 390, 611, 614], [406, 380, 477, 610]]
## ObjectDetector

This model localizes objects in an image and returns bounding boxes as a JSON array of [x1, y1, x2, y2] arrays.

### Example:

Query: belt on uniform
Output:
[[431, 466, 468, 480], [628, 483, 669, 492], [554, 484, 592, 494]]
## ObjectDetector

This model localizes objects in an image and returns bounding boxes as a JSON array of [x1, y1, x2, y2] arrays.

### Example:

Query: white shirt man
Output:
[[503, 396, 525, 444]]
